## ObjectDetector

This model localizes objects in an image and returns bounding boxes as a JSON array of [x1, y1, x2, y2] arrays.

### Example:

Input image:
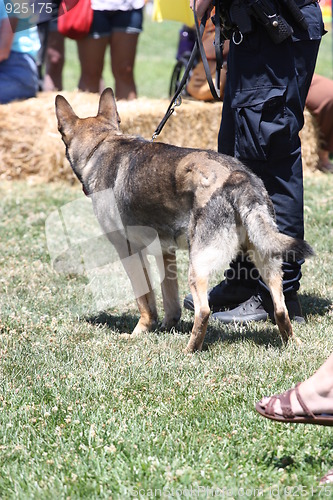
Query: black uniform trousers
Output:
[[218, 1, 324, 295]]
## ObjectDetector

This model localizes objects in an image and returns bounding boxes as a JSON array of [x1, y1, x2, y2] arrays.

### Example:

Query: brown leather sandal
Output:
[[320, 468, 333, 484], [255, 383, 333, 426]]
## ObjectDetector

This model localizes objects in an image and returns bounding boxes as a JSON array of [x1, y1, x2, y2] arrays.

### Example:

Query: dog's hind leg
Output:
[[185, 265, 210, 353], [249, 247, 295, 344], [267, 273, 295, 343], [185, 228, 241, 353], [161, 250, 182, 330]]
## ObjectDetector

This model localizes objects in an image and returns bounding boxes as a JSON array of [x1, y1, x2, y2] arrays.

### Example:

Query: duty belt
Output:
[[221, 0, 313, 45]]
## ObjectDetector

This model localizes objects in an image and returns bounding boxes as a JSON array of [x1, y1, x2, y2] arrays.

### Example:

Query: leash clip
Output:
[[151, 95, 182, 141], [174, 95, 182, 107]]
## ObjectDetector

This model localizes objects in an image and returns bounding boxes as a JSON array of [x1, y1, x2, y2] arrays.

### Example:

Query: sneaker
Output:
[[183, 280, 257, 312], [212, 294, 269, 324], [212, 291, 305, 325]]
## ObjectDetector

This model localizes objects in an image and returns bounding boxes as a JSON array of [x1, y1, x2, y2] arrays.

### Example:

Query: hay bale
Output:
[[0, 90, 321, 183], [0, 92, 75, 183], [300, 108, 321, 173]]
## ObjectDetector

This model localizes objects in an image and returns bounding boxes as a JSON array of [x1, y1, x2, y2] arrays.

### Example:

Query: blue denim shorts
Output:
[[90, 8, 143, 39], [0, 51, 38, 104]]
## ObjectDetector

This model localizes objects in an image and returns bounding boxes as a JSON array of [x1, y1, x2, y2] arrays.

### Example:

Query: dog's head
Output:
[[55, 88, 121, 183], [55, 87, 121, 145]]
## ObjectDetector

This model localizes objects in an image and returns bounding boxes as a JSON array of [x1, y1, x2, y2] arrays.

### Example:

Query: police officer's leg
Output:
[[217, 66, 261, 303], [213, 10, 322, 323]]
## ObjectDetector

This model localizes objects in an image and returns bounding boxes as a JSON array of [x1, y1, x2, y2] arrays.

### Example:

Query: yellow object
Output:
[[152, 0, 194, 26]]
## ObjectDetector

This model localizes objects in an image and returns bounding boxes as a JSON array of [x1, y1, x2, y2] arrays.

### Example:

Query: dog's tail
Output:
[[229, 170, 315, 261], [243, 208, 314, 262]]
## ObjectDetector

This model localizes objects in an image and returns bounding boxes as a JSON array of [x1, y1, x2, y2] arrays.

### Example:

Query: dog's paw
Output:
[[183, 340, 203, 354], [131, 330, 148, 339], [119, 331, 148, 341], [119, 333, 132, 340], [293, 335, 302, 346], [132, 321, 157, 336], [161, 318, 180, 331], [119, 331, 147, 341]]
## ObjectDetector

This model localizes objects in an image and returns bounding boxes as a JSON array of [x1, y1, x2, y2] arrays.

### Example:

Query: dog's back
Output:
[[78, 133, 267, 250]]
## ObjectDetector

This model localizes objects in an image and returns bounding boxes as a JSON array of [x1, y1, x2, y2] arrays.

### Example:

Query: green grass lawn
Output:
[[315, 24, 333, 79], [1, 9, 333, 500], [0, 174, 333, 497]]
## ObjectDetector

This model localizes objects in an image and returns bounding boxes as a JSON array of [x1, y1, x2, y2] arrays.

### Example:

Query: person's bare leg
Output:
[[77, 36, 108, 93], [318, 149, 333, 173], [109, 32, 139, 100], [258, 352, 333, 416], [43, 31, 65, 91]]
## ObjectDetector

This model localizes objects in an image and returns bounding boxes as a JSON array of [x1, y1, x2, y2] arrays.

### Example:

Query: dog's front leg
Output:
[[117, 247, 158, 336], [161, 250, 181, 330], [185, 265, 210, 353], [132, 265, 158, 336], [133, 296, 158, 336]]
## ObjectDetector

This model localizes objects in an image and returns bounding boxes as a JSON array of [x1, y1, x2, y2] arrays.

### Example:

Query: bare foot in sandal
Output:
[[256, 352, 333, 485], [255, 352, 333, 425], [320, 468, 333, 484]]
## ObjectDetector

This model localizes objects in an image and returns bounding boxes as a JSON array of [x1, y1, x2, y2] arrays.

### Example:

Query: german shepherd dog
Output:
[[55, 88, 313, 353]]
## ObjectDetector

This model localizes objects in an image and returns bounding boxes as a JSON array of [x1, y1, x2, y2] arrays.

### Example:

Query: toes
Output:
[[320, 469, 333, 485]]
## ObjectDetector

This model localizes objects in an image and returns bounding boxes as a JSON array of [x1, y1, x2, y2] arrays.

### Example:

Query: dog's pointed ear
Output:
[[55, 95, 78, 144], [98, 88, 121, 129]]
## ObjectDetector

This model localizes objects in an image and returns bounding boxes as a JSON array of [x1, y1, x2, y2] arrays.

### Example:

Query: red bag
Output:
[[58, 0, 93, 40]]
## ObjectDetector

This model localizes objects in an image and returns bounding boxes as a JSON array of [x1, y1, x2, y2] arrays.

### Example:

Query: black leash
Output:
[[152, 0, 223, 141], [193, 0, 222, 101], [151, 34, 200, 140]]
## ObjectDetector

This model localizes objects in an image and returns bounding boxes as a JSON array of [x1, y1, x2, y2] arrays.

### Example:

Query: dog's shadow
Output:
[[85, 312, 284, 349], [85, 293, 332, 351], [86, 311, 140, 333]]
